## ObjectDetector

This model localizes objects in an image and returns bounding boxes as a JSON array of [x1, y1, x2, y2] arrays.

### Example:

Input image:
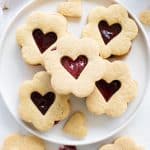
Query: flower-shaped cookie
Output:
[[16, 11, 68, 65], [43, 35, 106, 98], [86, 61, 138, 117], [82, 4, 138, 58], [19, 71, 70, 131], [58, 0, 82, 18], [99, 137, 143, 150], [63, 112, 87, 139], [2, 134, 45, 150]]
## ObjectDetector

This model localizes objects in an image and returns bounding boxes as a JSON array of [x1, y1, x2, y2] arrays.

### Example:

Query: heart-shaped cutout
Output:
[[61, 55, 88, 79], [96, 79, 121, 102], [98, 20, 122, 45], [32, 29, 57, 53], [31, 91, 55, 115]]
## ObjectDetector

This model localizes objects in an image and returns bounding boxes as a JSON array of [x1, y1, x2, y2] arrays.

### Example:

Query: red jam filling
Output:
[[59, 145, 77, 150], [32, 29, 57, 53], [98, 20, 122, 44], [31, 91, 55, 115], [61, 55, 88, 79], [95, 79, 121, 101]]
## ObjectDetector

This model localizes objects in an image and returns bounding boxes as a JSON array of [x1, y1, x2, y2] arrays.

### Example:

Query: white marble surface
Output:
[[0, 0, 150, 149]]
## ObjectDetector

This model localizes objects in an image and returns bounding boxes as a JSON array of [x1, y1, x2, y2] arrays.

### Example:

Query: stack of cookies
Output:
[[16, 3, 138, 139]]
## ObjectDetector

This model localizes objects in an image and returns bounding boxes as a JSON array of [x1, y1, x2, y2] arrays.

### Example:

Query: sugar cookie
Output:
[[19, 71, 70, 131], [82, 4, 138, 58]]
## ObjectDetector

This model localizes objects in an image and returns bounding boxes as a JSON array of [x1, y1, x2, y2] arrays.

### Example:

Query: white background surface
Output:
[[0, 0, 150, 149]]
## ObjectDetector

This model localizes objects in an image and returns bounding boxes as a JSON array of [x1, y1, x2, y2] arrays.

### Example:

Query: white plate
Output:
[[0, 0, 150, 146]]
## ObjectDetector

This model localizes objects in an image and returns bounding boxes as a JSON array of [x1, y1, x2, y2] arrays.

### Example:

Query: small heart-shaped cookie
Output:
[[63, 112, 87, 139], [140, 10, 150, 25], [58, 0, 82, 18]]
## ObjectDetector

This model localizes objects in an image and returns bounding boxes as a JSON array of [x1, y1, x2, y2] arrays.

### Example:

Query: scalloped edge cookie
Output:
[[16, 11, 68, 65], [43, 35, 107, 98], [82, 4, 138, 58], [19, 71, 71, 131], [86, 61, 138, 117]]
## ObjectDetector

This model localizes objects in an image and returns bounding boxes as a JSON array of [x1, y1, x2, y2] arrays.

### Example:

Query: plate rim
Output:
[[0, 0, 150, 146]]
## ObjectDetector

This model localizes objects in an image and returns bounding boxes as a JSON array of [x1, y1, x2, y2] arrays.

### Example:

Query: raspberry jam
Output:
[[31, 91, 55, 115], [96, 79, 121, 101], [98, 20, 122, 44], [32, 29, 57, 53], [61, 55, 88, 79], [59, 145, 77, 150]]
